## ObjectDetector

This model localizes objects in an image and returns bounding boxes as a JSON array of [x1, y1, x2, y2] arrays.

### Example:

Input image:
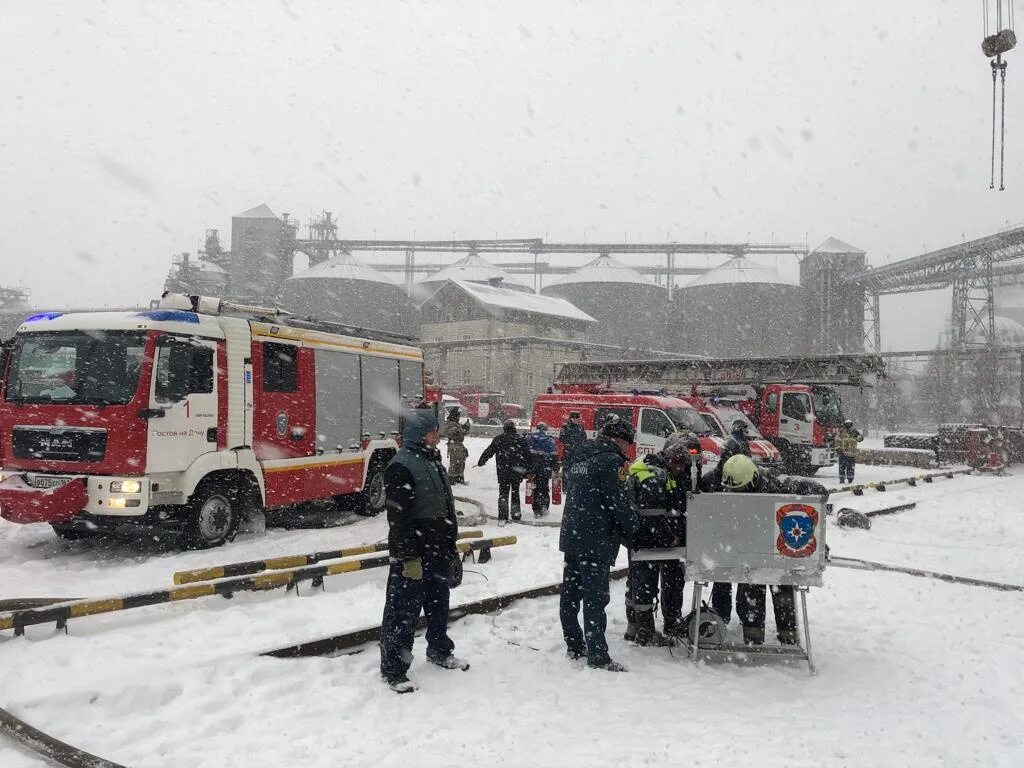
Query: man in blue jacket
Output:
[[559, 418, 641, 671], [526, 422, 559, 517], [379, 410, 467, 693]]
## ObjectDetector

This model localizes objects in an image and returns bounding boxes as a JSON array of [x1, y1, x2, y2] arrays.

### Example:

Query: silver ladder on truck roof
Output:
[[159, 292, 420, 346], [553, 354, 886, 389]]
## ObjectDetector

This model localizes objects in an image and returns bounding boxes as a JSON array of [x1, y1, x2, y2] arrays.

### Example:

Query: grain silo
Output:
[[541, 255, 667, 350], [414, 253, 533, 301], [675, 255, 807, 357], [230, 204, 286, 303], [283, 251, 418, 336]]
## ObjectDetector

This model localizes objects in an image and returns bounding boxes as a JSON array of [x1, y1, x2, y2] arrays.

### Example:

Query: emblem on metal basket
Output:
[[775, 503, 818, 558]]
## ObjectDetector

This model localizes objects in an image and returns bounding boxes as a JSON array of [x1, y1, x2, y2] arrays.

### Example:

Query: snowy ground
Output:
[[1, 437, 1022, 767]]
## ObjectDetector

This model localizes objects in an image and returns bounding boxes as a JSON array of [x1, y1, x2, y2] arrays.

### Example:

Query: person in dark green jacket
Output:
[[379, 410, 466, 693], [559, 417, 641, 671]]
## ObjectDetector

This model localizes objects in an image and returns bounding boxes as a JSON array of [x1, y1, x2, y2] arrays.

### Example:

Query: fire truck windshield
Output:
[[812, 386, 844, 428], [665, 407, 715, 435], [5, 331, 147, 405], [711, 407, 761, 438]]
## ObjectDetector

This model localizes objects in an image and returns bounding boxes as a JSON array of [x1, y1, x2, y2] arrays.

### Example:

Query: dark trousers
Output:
[[628, 558, 685, 634], [560, 556, 612, 665], [838, 454, 856, 483], [711, 582, 796, 635], [379, 559, 455, 681], [532, 472, 551, 512], [498, 478, 522, 519]]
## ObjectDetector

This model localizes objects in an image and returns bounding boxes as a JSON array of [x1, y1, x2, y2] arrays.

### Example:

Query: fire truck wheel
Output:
[[184, 482, 240, 549], [50, 523, 98, 541], [357, 467, 387, 517]]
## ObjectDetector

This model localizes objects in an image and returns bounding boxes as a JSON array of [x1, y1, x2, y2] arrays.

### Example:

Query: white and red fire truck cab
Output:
[[0, 294, 427, 547], [531, 389, 724, 465]]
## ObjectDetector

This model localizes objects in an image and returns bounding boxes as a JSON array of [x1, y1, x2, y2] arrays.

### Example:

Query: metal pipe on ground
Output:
[[0, 537, 517, 636], [0, 704, 127, 768], [828, 555, 1024, 592], [830, 468, 973, 497], [173, 529, 485, 585]]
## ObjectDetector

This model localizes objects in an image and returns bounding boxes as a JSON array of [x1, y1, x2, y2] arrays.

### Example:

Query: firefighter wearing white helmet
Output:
[[703, 454, 827, 645]]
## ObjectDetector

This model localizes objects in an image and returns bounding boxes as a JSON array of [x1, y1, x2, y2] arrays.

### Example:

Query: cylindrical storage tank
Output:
[[230, 204, 285, 303], [541, 255, 667, 351], [414, 253, 533, 302], [674, 256, 807, 357], [283, 252, 418, 336]]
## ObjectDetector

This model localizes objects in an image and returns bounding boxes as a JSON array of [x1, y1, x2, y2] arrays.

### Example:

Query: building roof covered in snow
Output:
[[684, 255, 798, 288], [544, 254, 658, 287], [811, 237, 865, 255], [194, 259, 227, 275], [234, 204, 280, 220], [288, 251, 398, 285], [425, 280, 596, 323], [417, 253, 533, 291]]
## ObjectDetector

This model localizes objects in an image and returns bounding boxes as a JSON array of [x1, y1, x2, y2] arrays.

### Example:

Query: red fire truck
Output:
[[443, 385, 525, 424], [553, 354, 885, 475], [0, 294, 428, 547], [532, 389, 726, 466]]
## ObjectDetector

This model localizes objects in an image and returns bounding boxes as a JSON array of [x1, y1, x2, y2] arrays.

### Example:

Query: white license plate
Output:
[[31, 476, 70, 489]]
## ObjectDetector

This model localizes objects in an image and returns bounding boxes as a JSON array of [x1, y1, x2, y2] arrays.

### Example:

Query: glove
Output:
[[402, 558, 423, 580], [477, 459, 486, 467]]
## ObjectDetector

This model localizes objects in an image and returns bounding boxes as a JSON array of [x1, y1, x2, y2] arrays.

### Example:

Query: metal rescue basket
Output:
[[681, 492, 828, 673]]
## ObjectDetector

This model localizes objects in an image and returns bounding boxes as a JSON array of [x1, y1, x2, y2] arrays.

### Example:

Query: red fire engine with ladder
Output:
[[0, 293, 433, 547], [553, 354, 885, 475]]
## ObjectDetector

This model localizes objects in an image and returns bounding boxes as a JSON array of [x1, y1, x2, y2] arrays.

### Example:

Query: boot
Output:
[[634, 629, 671, 647], [633, 611, 669, 646], [386, 675, 416, 694], [588, 659, 628, 672], [778, 628, 800, 646], [498, 497, 509, 524], [663, 618, 686, 639], [427, 652, 470, 671], [742, 625, 765, 646]]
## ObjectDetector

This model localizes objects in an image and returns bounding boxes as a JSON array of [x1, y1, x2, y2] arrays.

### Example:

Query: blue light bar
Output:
[[134, 310, 199, 323], [24, 312, 64, 322]]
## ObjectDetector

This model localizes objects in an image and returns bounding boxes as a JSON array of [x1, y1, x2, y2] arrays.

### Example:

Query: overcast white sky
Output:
[[1, 0, 1021, 350]]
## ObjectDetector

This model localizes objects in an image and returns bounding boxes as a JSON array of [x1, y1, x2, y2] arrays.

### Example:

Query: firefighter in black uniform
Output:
[[623, 433, 694, 645], [719, 419, 751, 466], [559, 417, 640, 671]]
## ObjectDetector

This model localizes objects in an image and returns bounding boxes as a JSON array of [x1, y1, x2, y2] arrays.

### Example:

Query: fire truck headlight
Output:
[[107, 498, 141, 509], [110, 480, 142, 494]]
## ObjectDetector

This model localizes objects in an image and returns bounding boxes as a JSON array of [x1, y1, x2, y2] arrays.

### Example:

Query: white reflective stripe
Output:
[[630, 547, 687, 561]]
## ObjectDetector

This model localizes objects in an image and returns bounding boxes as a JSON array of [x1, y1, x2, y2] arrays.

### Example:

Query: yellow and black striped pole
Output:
[[0, 536, 516, 637], [172, 529, 485, 585]]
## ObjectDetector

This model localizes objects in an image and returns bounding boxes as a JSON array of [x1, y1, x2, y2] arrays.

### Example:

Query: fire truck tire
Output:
[[50, 523, 98, 541], [356, 467, 387, 517], [182, 480, 240, 549]]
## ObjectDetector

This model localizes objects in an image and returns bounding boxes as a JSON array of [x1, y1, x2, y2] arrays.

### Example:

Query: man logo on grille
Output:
[[775, 503, 819, 558]]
